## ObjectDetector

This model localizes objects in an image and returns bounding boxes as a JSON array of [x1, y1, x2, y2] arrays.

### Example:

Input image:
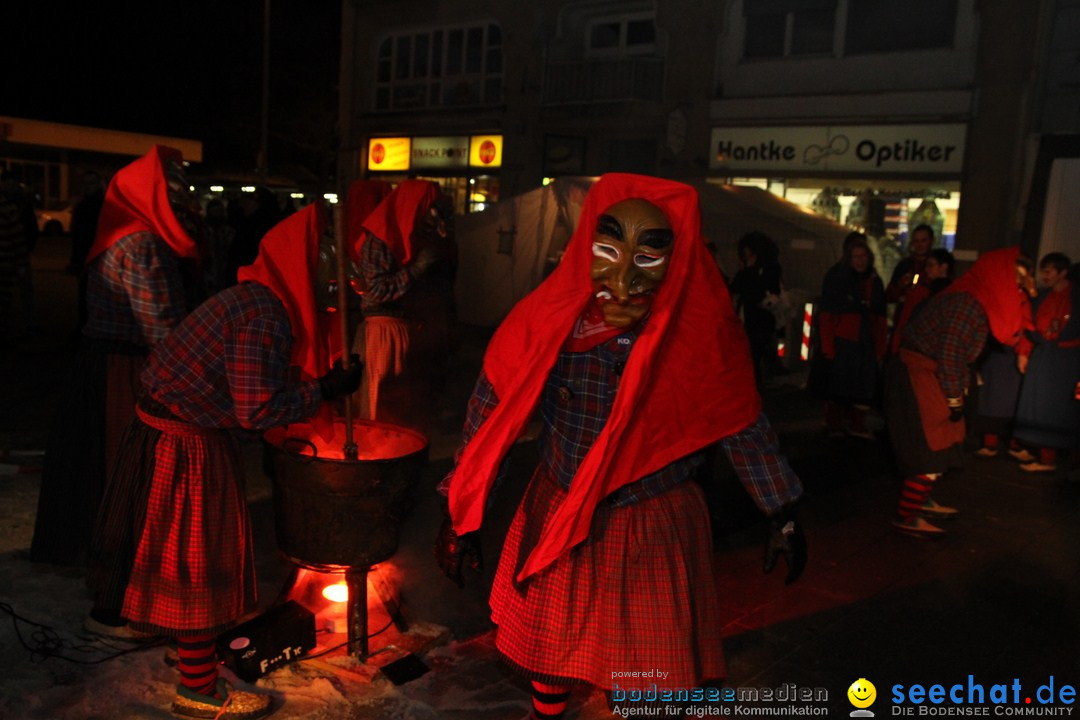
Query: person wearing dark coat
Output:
[[729, 231, 783, 387], [813, 232, 886, 439], [1012, 252, 1080, 472]]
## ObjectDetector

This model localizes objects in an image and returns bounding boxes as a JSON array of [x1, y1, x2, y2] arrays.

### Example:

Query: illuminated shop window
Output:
[[375, 23, 503, 111]]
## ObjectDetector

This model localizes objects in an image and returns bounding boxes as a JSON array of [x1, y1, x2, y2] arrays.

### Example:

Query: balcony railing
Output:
[[543, 57, 665, 105]]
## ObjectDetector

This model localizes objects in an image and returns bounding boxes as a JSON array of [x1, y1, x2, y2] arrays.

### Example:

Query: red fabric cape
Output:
[[346, 180, 392, 259], [448, 173, 761, 581], [941, 246, 1030, 346], [87, 145, 200, 264], [237, 203, 337, 439], [356, 180, 439, 265]]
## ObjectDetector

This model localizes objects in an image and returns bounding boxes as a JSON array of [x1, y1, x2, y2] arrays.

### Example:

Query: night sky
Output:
[[4, 1, 341, 176]]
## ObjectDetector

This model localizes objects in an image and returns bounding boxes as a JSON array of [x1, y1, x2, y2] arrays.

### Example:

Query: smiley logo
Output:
[[848, 678, 877, 709]]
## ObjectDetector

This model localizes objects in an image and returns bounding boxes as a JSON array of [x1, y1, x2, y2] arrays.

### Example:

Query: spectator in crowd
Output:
[[813, 232, 887, 439], [886, 223, 935, 309], [202, 198, 236, 294], [226, 186, 280, 284], [68, 170, 107, 332], [0, 168, 28, 346], [1011, 252, 1080, 472], [886, 247, 1035, 536], [729, 230, 784, 387], [1, 166, 40, 332]]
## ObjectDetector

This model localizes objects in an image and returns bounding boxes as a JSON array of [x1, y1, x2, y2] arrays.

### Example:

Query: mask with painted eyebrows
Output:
[[590, 198, 674, 329]]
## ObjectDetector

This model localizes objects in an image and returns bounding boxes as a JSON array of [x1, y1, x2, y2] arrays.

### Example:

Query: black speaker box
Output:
[[216, 600, 317, 681]]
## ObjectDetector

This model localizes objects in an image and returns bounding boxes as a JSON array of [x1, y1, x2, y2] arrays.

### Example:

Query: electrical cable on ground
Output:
[[1, 601, 167, 664]]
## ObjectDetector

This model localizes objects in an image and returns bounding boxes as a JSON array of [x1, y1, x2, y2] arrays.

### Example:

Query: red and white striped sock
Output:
[[897, 473, 939, 520]]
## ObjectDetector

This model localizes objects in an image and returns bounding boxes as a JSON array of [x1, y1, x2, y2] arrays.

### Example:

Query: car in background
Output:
[[36, 204, 73, 236]]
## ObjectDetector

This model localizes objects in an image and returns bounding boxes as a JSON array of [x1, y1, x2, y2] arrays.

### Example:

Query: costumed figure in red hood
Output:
[[86, 202, 361, 720], [352, 179, 457, 432], [886, 245, 1036, 536], [31, 145, 203, 567], [434, 174, 806, 719]]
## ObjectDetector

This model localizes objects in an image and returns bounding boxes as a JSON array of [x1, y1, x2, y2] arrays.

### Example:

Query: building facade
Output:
[[337, 0, 1057, 269]]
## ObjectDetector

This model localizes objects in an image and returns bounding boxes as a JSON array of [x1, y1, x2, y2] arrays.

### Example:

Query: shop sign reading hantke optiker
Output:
[[709, 125, 966, 175]]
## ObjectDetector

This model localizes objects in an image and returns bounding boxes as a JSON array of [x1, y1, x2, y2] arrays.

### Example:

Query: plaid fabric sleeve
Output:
[[436, 371, 510, 498], [227, 313, 322, 430], [717, 412, 803, 516], [123, 234, 187, 346], [361, 234, 411, 305], [934, 296, 987, 400]]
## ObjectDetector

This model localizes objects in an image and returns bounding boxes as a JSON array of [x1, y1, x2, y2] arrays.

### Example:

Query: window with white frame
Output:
[[374, 23, 503, 111], [742, 0, 837, 59], [586, 12, 657, 56]]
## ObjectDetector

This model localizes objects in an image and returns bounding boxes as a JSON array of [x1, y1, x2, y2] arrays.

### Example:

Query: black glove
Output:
[[763, 507, 807, 585], [948, 406, 964, 422], [317, 356, 363, 400], [407, 245, 438, 280], [434, 501, 483, 589]]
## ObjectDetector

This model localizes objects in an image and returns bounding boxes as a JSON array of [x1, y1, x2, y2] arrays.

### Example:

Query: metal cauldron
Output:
[[263, 419, 428, 570]]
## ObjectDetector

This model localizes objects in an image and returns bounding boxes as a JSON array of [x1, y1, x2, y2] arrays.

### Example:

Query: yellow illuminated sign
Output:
[[368, 137, 411, 171], [469, 135, 503, 168]]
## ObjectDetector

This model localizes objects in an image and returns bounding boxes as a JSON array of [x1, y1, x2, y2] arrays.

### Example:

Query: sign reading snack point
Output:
[[367, 137, 410, 172], [469, 135, 503, 168], [412, 136, 470, 169]]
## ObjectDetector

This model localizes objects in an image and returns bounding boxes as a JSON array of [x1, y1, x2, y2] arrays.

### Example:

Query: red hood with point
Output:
[[449, 173, 761, 582]]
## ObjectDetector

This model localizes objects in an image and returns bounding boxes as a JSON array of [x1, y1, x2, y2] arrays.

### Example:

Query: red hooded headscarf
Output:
[[941, 246, 1031, 346], [87, 145, 200, 264], [356, 180, 440, 265], [346, 180, 393, 257], [237, 203, 338, 440], [449, 173, 761, 581]]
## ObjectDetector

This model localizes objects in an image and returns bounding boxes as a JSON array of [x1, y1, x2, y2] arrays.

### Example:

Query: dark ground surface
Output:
[[0, 236, 1077, 719]]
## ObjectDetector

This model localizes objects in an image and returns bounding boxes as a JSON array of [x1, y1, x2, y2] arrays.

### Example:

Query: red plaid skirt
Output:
[[120, 407, 256, 636], [489, 469, 726, 689]]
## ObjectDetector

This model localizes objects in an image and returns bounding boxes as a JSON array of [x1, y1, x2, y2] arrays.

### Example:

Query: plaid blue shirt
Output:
[[84, 231, 187, 348], [141, 282, 322, 431], [441, 330, 802, 515]]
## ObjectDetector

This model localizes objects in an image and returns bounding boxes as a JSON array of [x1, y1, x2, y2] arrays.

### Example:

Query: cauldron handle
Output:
[[282, 437, 318, 462]]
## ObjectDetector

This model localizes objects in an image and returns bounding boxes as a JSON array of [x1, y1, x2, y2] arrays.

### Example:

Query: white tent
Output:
[[454, 178, 850, 327], [454, 177, 590, 326], [692, 181, 850, 297]]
